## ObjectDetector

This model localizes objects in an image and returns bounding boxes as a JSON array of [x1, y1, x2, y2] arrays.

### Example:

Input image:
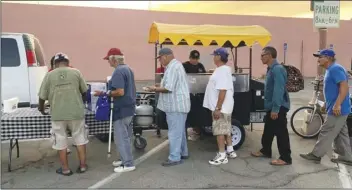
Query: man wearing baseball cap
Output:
[[182, 50, 207, 141], [95, 48, 137, 172], [144, 48, 190, 167], [38, 53, 89, 175], [300, 49, 352, 165], [203, 48, 237, 165]]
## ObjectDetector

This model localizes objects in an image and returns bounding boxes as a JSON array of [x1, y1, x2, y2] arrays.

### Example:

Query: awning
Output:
[[148, 22, 272, 47]]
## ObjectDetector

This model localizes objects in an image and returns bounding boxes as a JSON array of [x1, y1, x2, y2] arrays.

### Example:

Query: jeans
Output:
[[113, 116, 134, 167], [166, 112, 188, 162]]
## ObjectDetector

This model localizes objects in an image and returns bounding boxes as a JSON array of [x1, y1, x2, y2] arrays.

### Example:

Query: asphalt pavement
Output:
[[2, 78, 352, 189]]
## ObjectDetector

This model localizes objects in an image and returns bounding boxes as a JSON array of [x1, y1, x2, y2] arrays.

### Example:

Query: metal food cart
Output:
[[146, 22, 272, 150]]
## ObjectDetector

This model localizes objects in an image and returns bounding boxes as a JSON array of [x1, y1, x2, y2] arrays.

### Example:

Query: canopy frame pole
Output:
[[234, 47, 238, 73], [154, 43, 158, 77], [249, 46, 253, 87]]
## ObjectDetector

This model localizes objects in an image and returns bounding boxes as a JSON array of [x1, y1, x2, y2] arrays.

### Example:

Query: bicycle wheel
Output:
[[290, 106, 324, 139]]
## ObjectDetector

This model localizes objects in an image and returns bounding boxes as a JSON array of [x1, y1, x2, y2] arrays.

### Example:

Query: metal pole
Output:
[[234, 47, 238, 73], [309, 28, 327, 106], [249, 46, 252, 86]]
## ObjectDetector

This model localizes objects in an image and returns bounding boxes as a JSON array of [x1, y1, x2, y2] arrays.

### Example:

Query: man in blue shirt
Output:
[[95, 48, 137, 172], [251, 46, 292, 166], [300, 49, 352, 165]]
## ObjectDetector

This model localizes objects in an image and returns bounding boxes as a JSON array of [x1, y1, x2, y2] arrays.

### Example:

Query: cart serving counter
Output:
[[148, 22, 272, 150]]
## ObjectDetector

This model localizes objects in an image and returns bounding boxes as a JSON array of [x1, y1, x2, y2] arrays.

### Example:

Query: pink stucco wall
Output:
[[2, 3, 352, 80]]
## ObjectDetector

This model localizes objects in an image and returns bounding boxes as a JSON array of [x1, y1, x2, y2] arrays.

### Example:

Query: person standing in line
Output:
[[251, 46, 292, 166], [300, 49, 352, 165], [48, 55, 73, 155], [144, 48, 191, 167], [94, 48, 137, 173], [203, 48, 237, 165], [183, 50, 207, 141], [38, 53, 89, 176]]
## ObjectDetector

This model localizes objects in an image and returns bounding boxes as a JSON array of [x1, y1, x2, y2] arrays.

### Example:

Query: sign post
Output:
[[308, 1, 340, 110]]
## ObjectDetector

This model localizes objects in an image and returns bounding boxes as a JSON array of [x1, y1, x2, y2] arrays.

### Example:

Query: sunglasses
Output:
[[261, 53, 269, 57]]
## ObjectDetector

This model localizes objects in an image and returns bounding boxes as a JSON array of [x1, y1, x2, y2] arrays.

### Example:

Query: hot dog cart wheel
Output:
[[230, 119, 246, 150], [202, 119, 245, 150]]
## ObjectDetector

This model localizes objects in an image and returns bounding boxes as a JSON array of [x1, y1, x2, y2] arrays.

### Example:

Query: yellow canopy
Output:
[[148, 22, 272, 47]]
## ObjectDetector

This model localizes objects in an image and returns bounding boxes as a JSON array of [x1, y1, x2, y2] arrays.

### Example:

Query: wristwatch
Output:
[[106, 90, 112, 96], [215, 107, 221, 111]]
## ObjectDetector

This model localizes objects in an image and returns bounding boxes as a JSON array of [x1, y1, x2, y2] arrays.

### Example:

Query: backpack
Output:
[[95, 95, 111, 121], [273, 63, 304, 93]]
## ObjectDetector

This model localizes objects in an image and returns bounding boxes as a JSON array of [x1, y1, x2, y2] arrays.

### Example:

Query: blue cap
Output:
[[313, 49, 335, 57], [211, 48, 229, 59]]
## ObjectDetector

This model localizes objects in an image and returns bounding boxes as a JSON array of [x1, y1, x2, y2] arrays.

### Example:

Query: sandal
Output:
[[250, 151, 271, 158], [270, 159, 291, 166], [56, 168, 73, 176], [76, 165, 88, 173]]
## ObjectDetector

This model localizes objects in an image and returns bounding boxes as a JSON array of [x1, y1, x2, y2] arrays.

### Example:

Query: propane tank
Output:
[[135, 103, 153, 127]]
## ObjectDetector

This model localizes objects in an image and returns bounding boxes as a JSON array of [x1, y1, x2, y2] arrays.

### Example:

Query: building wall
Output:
[[2, 3, 352, 81]]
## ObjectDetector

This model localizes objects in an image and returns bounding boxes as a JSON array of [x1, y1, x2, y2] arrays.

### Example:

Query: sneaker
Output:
[[161, 159, 183, 167], [209, 153, 228, 165], [300, 153, 321, 163], [114, 165, 136, 173], [112, 160, 122, 167], [188, 134, 200, 141], [227, 151, 237, 159], [187, 128, 200, 141]]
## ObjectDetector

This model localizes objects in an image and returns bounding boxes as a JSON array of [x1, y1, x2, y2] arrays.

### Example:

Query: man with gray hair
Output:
[[144, 48, 191, 167], [94, 48, 136, 172], [300, 49, 352, 165]]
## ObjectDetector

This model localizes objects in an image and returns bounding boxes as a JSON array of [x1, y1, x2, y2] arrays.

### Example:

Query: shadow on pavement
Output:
[[1, 130, 167, 189]]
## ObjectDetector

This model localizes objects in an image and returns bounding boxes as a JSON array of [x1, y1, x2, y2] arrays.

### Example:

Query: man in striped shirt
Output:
[[144, 48, 191, 167]]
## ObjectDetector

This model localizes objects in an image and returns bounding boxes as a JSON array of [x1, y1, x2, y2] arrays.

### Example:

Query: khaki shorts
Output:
[[50, 119, 89, 150], [212, 112, 232, 136]]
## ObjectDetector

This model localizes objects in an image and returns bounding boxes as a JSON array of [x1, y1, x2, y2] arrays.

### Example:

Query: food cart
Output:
[[146, 22, 272, 150]]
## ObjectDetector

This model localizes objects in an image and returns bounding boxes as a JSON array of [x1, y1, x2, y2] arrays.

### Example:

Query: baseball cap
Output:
[[103, 48, 123, 60], [313, 49, 335, 58], [189, 50, 200, 59], [54, 52, 69, 62], [211, 48, 229, 59], [156, 48, 173, 59]]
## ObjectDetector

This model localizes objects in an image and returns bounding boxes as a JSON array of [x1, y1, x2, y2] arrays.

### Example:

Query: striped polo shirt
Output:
[[157, 59, 191, 113]]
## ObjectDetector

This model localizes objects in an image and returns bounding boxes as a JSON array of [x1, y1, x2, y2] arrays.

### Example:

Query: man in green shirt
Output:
[[38, 53, 89, 176]]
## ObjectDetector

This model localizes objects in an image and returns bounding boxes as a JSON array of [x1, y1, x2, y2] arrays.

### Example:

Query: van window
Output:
[[1, 38, 21, 67], [33, 37, 46, 66]]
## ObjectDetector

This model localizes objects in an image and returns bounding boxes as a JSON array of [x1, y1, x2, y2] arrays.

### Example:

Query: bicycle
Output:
[[290, 80, 324, 138]]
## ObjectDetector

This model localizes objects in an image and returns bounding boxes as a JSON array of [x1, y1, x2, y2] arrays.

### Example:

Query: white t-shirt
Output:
[[203, 65, 234, 114]]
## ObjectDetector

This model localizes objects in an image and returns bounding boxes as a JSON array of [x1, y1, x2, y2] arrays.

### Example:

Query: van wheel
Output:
[[230, 120, 245, 150]]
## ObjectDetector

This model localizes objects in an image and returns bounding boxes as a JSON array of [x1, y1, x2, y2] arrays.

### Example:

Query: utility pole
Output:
[[309, 0, 329, 106]]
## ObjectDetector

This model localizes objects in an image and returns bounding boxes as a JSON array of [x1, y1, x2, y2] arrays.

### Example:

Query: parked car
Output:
[[1, 33, 48, 107]]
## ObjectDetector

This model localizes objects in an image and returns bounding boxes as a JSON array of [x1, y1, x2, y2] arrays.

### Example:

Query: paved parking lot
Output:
[[2, 78, 352, 189]]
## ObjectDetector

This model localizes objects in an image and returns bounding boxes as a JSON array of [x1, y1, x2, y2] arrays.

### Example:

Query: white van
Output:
[[1, 33, 48, 107]]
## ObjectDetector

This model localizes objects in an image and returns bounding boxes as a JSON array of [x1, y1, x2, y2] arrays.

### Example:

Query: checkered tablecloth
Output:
[[1, 108, 110, 140]]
